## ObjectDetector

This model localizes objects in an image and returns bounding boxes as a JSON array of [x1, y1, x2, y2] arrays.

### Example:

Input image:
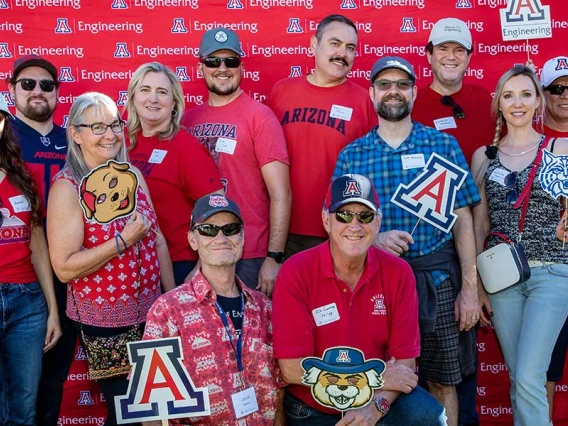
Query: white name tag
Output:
[[231, 387, 259, 419], [488, 168, 510, 186], [9, 195, 31, 212], [216, 137, 237, 155], [401, 154, 426, 170], [330, 105, 353, 121], [433, 117, 457, 131], [149, 149, 167, 164], [312, 303, 340, 326]]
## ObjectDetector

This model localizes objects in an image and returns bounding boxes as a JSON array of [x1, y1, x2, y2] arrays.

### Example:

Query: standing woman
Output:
[[47, 92, 174, 426], [471, 65, 568, 426], [0, 98, 61, 424], [126, 62, 223, 285]]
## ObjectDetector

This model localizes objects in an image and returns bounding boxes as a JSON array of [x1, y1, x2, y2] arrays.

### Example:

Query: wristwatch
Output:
[[374, 397, 390, 416], [267, 251, 286, 264]]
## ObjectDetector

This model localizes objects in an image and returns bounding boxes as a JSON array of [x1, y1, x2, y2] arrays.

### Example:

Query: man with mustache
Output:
[[183, 29, 291, 297], [6, 55, 70, 426], [333, 56, 480, 426], [267, 14, 377, 258]]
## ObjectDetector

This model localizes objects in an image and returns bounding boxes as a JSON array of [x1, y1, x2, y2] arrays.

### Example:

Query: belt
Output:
[[527, 260, 555, 268]]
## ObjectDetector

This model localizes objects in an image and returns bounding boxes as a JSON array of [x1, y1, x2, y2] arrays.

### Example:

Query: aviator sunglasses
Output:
[[193, 223, 243, 237], [504, 171, 519, 207], [335, 210, 376, 224], [15, 78, 57, 93], [545, 85, 568, 96], [441, 95, 466, 119], [200, 56, 242, 69]]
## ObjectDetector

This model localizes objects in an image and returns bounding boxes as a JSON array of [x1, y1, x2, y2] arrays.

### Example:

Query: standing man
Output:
[[333, 56, 480, 426], [266, 14, 377, 257], [412, 18, 494, 165], [272, 174, 446, 425], [6, 55, 71, 426], [184, 29, 290, 297], [143, 194, 283, 425]]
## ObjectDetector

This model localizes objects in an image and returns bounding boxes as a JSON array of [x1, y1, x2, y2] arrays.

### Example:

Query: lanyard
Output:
[[215, 293, 245, 372]]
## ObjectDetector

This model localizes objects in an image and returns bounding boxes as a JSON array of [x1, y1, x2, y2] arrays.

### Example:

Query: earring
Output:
[[171, 109, 178, 118]]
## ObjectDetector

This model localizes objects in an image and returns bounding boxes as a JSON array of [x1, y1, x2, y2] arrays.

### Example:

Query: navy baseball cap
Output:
[[325, 174, 380, 213], [13, 55, 58, 81], [370, 56, 416, 84], [199, 29, 241, 57], [191, 194, 243, 229]]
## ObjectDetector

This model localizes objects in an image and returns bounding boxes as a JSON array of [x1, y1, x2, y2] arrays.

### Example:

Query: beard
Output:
[[16, 96, 55, 122], [375, 94, 412, 122], [205, 72, 240, 97]]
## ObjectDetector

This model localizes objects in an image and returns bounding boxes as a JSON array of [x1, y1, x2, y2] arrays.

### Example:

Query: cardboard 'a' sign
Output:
[[391, 153, 467, 233]]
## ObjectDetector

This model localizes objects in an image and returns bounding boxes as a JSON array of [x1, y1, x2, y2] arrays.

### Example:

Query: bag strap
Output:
[[483, 231, 513, 250]]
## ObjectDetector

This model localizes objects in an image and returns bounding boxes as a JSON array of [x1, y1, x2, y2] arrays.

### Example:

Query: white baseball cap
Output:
[[428, 18, 472, 51], [0, 96, 13, 118], [540, 56, 568, 88]]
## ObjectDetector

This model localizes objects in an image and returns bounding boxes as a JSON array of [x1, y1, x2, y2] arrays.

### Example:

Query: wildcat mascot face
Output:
[[79, 160, 138, 224], [539, 149, 568, 199], [301, 347, 386, 411]]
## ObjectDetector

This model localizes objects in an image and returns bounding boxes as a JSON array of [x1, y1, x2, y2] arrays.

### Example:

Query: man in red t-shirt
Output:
[[183, 29, 290, 297], [266, 15, 377, 257]]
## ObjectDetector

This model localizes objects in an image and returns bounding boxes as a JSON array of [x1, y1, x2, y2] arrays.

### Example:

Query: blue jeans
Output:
[[284, 386, 447, 426], [488, 264, 568, 426], [0, 282, 47, 425]]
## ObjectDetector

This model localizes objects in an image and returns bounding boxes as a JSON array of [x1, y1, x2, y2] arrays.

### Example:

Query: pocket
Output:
[[19, 281, 43, 294], [546, 263, 568, 278], [284, 393, 313, 420]]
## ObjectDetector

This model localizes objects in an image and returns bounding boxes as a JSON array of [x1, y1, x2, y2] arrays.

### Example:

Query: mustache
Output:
[[329, 56, 348, 67], [27, 95, 48, 102], [381, 94, 406, 103]]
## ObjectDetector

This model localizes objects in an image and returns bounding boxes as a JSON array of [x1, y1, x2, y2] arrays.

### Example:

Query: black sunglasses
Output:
[[441, 95, 466, 119], [15, 78, 57, 93], [194, 223, 243, 237], [335, 210, 376, 224], [200, 56, 241, 69], [545, 85, 568, 96], [504, 171, 519, 207]]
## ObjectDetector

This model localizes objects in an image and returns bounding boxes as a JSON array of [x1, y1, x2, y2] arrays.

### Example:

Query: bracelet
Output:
[[115, 234, 124, 255], [116, 232, 128, 252]]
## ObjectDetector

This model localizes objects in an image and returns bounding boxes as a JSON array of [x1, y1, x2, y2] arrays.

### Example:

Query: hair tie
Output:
[[485, 145, 498, 160]]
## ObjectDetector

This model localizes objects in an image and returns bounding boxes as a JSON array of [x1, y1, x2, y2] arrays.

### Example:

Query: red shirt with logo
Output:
[[272, 242, 419, 413], [543, 125, 568, 139]]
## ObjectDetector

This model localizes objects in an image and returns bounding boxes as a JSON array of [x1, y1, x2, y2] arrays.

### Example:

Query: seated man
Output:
[[272, 174, 446, 426], [142, 194, 283, 425]]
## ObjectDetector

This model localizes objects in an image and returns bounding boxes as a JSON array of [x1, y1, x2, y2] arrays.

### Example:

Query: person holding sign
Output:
[[272, 174, 445, 426], [142, 194, 284, 425], [333, 57, 480, 426], [471, 65, 568, 426]]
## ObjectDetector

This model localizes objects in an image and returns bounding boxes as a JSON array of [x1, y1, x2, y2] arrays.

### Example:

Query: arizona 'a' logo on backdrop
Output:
[[171, 18, 188, 33], [78, 391, 94, 406], [0, 0, 8, 8], [117, 91, 129, 106], [456, 0, 472, 8], [400, 18, 417, 32], [227, 0, 244, 8], [0, 43, 12, 58], [289, 66, 302, 78], [114, 42, 131, 58], [1, 92, 14, 106], [287, 18, 304, 33], [340, 0, 357, 9], [55, 18, 72, 33], [391, 153, 467, 233], [59, 67, 75, 82], [176, 66, 190, 81], [111, 0, 128, 8]]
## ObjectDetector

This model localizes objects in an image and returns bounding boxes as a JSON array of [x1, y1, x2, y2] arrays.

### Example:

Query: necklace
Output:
[[498, 139, 541, 157]]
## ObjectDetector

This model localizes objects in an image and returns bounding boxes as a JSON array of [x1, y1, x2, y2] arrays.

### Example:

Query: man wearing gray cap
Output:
[[183, 29, 291, 298], [412, 18, 494, 166], [333, 56, 480, 426]]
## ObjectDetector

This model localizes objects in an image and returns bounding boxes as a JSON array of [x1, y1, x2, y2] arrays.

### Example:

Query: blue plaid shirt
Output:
[[333, 122, 480, 287]]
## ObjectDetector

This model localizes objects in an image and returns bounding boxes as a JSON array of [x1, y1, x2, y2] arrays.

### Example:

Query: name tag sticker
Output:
[[9, 195, 31, 213], [330, 105, 353, 121], [231, 387, 259, 419], [401, 154, 426, 170], [216, 138, 237, 155], [488, 168, 510, 186], [433, 117, 457, 131], [149, 149, 167, 164], [312, 303, 340, 326]]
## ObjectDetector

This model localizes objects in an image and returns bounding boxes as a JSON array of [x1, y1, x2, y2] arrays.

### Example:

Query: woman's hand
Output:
[[44, 312, 62, 353], [122, 212, 152, 248], [556, 208, 568, 243]]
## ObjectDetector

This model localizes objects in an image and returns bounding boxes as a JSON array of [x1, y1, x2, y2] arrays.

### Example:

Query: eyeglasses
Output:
[[545, 85, 568, 96], [200, 56, 241, 69], [77, 121, 125, 135], [194, 223, 243, 237], [373, 79, 414, 91], [15, 78, 57, 93], [441, 95, 466, 119], [504, 171, 518, 207], [335, 210, 376, 224]]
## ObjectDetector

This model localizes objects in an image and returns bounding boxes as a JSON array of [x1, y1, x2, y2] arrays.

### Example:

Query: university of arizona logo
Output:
[[555, 58, 568, 71], [78, 391, 94, 405], [59, 67, 75, 82], [111, 0, 128, 8], [171, 18, 188, 33], [62, 115, 69, 128], [238, 42, 246, 57], [0, 0, 8, 8], [504, 0, 547, 22], [55, 18, 72, 33], [289, 66, 302, 78], [0, 43, 13, 58], [117, 91, 129, 106], [176, 66, 190, 81], [539, 150, 568, 199], [1, 92, 14, 106], [456, 0, 472, 8], [287, 18, 304, 33], [343, 179, 362, 197], [400, 18, 417, 32], [114, 42, 131, 58], [227, 0, 244, 8], [340, 0, 357, 9]]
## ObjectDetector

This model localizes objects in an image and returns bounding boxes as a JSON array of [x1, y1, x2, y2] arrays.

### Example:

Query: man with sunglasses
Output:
[[333, 56, 480, 426], [143, 193, 284, 426], [412, 18, 494, 167], [184, 29, 290, 298], [272, 174, 445, 426], [6, 55, 72, 426]]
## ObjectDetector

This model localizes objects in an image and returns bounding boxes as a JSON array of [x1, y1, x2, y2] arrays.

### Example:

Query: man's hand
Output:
[[257, 257, 281, 297], [375, 230, 414, 256], [454, 286, 480, 331], [335, 402, 381, 426], [382, 357, 417, 394]]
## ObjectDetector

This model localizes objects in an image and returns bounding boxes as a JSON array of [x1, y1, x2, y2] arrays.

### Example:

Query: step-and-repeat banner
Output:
[[1, 0, 567, 424]]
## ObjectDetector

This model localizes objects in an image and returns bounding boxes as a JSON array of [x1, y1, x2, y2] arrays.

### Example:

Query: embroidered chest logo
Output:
[[371, 294, 387, 315]]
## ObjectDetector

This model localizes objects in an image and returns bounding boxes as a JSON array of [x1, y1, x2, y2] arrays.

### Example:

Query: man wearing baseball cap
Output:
[[7, 55, 71, 426], [413, 18, 494, 166], [333, 57, 480, 426], [183, 29, 291, 298], [143, 194, 283, 425], [272, 174, 445, 425]]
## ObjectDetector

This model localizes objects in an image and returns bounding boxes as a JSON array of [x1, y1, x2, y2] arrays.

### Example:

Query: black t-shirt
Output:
[[216, 294, 243, 337]]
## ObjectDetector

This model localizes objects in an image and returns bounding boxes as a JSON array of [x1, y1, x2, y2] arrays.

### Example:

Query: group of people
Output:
[[0, 11, 567, 426]]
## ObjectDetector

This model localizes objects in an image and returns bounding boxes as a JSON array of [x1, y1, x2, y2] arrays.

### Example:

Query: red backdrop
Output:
[[1, 0, 567, 424]]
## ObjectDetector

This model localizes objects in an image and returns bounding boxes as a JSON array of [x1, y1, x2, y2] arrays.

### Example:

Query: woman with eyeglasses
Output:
[[46, 92, 174, 426], [0, 98, 61, 425], [126, 62, 223, 285], [471, 65, 568, 426]]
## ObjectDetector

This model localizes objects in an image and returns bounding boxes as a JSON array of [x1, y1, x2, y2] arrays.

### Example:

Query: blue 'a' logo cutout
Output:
[[391, 153, 467, 233]]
